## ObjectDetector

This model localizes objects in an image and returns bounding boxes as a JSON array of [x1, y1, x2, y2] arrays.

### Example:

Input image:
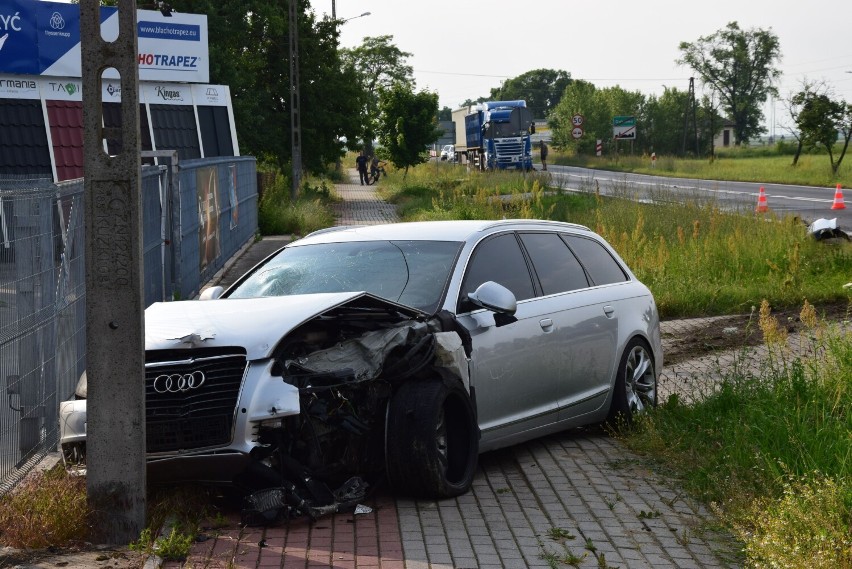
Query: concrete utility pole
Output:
[[80, 0, 146, 543], [289, 0, 303, 199]]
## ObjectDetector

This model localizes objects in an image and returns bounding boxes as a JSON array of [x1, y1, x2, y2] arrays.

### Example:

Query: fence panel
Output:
[[0, 156, 257, 492], [176, 157, 258, 300]]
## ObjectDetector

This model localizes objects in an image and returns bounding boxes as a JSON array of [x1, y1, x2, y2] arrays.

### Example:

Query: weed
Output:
[[603, 494, 621, 510], [130, 524, 194, 561], [538, 542, 561, 569], [596, 552, 617, 568], [0, 467, 89, 549], [584, 538, 597, 552], [495, 487, 512, 494], [546, 527, 577, 541], [637, 510, 661, 519], [561, 548, 588, 567]]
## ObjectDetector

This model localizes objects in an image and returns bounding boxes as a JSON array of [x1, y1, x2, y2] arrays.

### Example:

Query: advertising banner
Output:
[[0, 0, 209, 83], [0, 73, 38, 98], [141, 81, 193, 105], [197, 166, 220, 271]]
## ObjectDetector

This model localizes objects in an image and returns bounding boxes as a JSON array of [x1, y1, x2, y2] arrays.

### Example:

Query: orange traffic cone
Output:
[[831, 184, 846, 210], [755, 186, 769, 212]]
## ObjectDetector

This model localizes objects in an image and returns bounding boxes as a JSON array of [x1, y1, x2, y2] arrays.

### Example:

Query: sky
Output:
[[322, 0, 852, 135]]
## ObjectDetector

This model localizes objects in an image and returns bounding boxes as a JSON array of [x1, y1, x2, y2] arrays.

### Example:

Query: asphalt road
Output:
[[546, 165, 852, 228]]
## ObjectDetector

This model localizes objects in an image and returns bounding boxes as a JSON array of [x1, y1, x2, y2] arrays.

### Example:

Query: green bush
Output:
[[258, 171, 336, 236]]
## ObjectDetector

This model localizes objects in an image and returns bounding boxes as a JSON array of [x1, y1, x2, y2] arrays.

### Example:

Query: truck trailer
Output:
[[451, 101, 534, 170]]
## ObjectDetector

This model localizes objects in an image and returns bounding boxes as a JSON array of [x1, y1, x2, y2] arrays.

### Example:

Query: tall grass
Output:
[[624, 304, 852, 568], [0, 467, 215, 555], [0, 468, 89, 548], [257, 171, 337, 237], [381, 162, 852, 317]]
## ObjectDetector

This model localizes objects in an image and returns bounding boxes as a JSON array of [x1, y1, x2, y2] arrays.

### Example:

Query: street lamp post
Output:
[[341, 11, 370, 23]]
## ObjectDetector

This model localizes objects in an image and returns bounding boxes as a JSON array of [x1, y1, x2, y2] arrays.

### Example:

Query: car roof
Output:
[[297, 220, 593, 245]]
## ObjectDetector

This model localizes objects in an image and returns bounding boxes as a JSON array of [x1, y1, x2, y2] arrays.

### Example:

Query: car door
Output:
[[556, 234, 632, 421], [517, 232, 619, 422], [453, 232, 559, 446]]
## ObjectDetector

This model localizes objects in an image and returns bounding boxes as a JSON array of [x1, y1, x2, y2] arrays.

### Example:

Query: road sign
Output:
[[612, 115, 636, 127], [571, 114, 584, 127], [613, 116, 636, 139], [614, 126, 636, 140], [571, 126, 584, 139]]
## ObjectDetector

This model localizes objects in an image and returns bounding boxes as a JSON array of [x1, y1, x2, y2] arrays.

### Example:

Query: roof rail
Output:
[[480, 219, 592, 232], [302, 225, 363, 239]]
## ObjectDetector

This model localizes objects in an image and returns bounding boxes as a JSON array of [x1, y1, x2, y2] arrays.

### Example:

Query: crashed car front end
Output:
[[59, 291, 473, 521]]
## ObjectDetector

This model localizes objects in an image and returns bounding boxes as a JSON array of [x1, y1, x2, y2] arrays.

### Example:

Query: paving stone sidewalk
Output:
[[171, 173, 742, 569]]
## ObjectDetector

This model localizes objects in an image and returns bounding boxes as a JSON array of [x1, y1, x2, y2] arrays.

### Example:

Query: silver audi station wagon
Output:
[[60, 220, 662, 520]]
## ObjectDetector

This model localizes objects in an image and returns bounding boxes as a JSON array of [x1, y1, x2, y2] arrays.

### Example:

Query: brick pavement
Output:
[[170, 172, 742, 568]]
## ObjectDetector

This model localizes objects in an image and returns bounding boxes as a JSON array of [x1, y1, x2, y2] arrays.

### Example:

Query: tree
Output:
[[377, 83, 441, 177], [550, 82, 645, 155], [171, 0, 364, 174], [678, 22, 781, 145], [781, 80, 829, 166], [488, 69, 572, 119], [438, 106, 453, 121], [342, 36, 414, 155], [797, 93, 852, 175]]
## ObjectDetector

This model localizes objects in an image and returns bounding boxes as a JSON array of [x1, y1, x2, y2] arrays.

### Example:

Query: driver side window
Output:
[[458, 233, 534, 312]]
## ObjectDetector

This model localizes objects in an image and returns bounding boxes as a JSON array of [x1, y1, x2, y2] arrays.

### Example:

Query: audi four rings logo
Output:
[[153, 371, 206, 393]]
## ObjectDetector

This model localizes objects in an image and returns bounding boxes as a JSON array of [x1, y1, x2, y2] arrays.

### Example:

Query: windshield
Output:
[[490, 122, 523, 138], [227, 240, 463, 313]]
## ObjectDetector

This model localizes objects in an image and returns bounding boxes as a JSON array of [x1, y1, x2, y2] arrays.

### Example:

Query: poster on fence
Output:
[[228, 164, 239, 229], [197, 166, 220, 271]]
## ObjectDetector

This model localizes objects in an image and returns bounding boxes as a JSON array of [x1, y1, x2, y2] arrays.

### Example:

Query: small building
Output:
[[713, 120, 737, 148]]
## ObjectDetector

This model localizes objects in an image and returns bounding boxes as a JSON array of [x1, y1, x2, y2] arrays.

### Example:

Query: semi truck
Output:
[[451, 100, 534, 170]]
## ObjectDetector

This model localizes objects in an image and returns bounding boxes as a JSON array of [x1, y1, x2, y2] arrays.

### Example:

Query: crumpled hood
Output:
[[144, 292, 423, 360]]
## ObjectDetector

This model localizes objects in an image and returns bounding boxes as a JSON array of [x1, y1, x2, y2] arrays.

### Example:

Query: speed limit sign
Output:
[[572, 114, 585, 127], [571, 126, 584, 139]]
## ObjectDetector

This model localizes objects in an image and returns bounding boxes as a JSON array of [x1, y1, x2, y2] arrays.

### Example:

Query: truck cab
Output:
[[457, 101, 533, 171]]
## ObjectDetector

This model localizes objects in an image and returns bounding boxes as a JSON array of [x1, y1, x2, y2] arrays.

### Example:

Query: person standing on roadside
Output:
[[355, 151, 369, 185], [540, 140, 549, 171]]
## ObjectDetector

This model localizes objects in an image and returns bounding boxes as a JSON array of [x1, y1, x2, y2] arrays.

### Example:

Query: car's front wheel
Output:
[[385, 377, 478, 498], [608, 338, 657, 426]]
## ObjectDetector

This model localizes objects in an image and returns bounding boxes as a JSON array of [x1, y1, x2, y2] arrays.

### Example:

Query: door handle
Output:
[[603, 305, 615, 318], [539, 318, 553, 331]]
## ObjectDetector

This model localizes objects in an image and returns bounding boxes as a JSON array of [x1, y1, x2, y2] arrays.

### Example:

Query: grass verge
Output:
[[380, 162, 852, 318], [622, 302, 852, 568]]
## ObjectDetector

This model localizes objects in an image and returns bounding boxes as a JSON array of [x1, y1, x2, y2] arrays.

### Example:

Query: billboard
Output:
[[0, 0, 209, 82]]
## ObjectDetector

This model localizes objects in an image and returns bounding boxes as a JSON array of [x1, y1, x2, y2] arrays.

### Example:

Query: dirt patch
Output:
[[661, 301, 851, 365], [0, 545, 145, 569]]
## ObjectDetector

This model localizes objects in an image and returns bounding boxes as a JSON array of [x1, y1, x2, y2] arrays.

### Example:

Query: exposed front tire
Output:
[[385, 377, 478, 499], [607, 338, 657, 426]]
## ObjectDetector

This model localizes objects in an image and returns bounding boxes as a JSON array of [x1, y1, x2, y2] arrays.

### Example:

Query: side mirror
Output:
[[467, 281, 517, 315], [530, 123, 536, 134], [199, 286, 224, 300]]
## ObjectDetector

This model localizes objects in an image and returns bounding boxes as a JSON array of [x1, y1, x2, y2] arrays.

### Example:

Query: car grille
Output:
[[144, 348, 247, 453], [494, 139, 523, 164]]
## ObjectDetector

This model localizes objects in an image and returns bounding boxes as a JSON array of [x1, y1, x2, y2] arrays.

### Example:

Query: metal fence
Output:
[[0, 156, 257, 492]]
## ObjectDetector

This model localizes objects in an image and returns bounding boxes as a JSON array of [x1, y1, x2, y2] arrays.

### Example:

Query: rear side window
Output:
[[459, 233, 534, 310], [519, 233, 589, 295], [562, 235, 628, 286]]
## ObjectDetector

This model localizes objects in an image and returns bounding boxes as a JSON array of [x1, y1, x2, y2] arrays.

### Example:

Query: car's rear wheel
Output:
[[608, 338, 657, 426], [385, 377, 478, 498]]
